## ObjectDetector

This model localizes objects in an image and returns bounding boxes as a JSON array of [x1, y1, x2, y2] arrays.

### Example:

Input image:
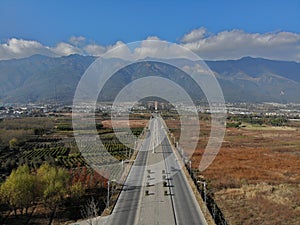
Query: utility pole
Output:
[[181, 148, 184, 159], [204, 182, 207, 208], [197, 180, 207, 213], [107, 180, 110, 208], [152, 119, 156, 153], [152, 135, 155, 153]]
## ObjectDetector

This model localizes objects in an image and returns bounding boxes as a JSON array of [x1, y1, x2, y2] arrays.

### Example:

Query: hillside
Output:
[[0, 54, 95, 104], [0, 55, 299, 104]]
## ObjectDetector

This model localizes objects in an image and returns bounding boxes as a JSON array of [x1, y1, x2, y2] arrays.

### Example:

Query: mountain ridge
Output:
[[0, 54, 299, 104]]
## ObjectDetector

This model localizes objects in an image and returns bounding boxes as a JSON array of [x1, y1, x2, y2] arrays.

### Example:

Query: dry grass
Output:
[[165, 119, 300, 225], [102, 119, 148, 129], [216, 183, 300, 225]]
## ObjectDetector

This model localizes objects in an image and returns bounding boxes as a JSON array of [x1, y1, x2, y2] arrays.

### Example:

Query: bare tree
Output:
[[80, 197, 100, 225]]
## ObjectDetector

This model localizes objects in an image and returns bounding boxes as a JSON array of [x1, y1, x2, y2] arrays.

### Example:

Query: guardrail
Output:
[[175, 144, 228, 225], [159, 114, 228, 225], [187, 166, 228, 225]]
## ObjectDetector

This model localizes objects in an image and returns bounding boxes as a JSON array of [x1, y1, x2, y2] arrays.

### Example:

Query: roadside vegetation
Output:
[[166, 112, 300, 225], [2, 109, 299, 224], [0, 112, 144, 224]]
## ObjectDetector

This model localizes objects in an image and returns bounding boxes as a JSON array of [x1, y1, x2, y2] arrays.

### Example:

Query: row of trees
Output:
[[228, 114, 288, 127], [0, 164, 84, 224]]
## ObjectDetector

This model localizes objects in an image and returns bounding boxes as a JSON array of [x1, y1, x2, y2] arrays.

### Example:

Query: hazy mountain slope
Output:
[[206, 57, 300, 82], [0, 54, 95, 103], [206, 57, 300, 103], [0, 55, 299, 104]]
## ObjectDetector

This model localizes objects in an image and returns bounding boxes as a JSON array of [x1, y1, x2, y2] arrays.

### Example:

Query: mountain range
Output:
[[0, 54, 299, 104]]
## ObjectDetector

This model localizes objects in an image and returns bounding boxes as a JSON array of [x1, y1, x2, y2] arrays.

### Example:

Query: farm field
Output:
[[0, 113, 146, 225], [1, 111, 299, 224], [165, 115, 300, 225]]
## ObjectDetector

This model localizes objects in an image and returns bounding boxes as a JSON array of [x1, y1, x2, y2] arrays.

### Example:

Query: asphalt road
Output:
[[108, 115, 207, 225], [108, 124, 151, 225]]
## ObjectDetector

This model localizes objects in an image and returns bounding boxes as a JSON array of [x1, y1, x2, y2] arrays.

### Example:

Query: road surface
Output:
[[109, 115, 207, 225], [70, 115, 208, 225]]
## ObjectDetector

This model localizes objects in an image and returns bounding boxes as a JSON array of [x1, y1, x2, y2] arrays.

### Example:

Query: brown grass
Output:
[[165, 119, 300, 225], [102, 119, 148, 129]]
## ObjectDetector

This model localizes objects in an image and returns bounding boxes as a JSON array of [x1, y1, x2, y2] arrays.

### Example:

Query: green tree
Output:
[[70, 182, 84, 201], [9, 137, 18, 150], [37, 164, 70, 225], [0, 165, 36, 215], [69, 181, 85, 221]]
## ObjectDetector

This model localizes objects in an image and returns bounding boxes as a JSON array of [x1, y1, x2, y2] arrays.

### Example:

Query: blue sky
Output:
[[0, 0, 299, 61]]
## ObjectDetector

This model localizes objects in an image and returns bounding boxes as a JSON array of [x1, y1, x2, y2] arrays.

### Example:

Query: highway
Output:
[[160, 119, 207, 225], [106, 115, 208, 225], [108, 123, 151, 225]]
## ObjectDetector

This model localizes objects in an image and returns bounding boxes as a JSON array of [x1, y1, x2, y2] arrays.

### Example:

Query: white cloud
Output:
[[102, 41, 135, 60], [181, 27, 207, 43], [84, 44, 106, 56], [0, 38, 54, 60], [69, 36, 86, 46], [131, 37, 198, 60], [144, 36, 160, 41], [0, 38, 85, 60], [0, 28, 299, 61], [180, 29, 300, 61], [52, 42, 82, 56], [0, 38, 84, 60]]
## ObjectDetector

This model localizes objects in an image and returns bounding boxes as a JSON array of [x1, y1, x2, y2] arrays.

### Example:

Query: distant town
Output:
[[1, 102, 300, 119]]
